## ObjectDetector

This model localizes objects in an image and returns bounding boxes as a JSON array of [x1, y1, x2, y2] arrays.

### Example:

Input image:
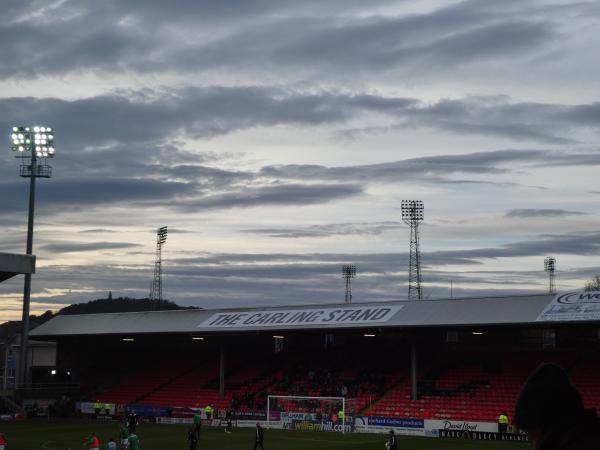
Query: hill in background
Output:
[[0, 296, 198, 335]]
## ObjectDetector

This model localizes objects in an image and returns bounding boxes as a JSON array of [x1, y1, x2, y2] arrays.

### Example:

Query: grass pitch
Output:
[[0, 418, 529, 450]]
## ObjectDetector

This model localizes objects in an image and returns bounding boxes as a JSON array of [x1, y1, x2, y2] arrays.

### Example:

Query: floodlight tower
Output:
[[342, 264, 356, 304], [9, 126, 55, 388], [401, 200, 424, 300], [544, 256, 556, 294], [149, 226, 168, 302]]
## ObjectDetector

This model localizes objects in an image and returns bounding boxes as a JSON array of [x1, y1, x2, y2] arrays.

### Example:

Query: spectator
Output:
[[514, 363, 600, 449], [497, 411, 509, 434]]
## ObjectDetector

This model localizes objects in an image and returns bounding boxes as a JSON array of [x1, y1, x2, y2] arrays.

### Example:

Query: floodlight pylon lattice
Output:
[[544, 256, 556, 294], [401, 200, 424, 300], [9, 126, 55, 389], [149, 226, 168, 303], [342, 264, 356, 304]]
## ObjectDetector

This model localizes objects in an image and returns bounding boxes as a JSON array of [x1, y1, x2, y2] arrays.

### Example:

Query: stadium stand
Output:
[[27, 295, 600, 425], [364, 351, 600, 421]]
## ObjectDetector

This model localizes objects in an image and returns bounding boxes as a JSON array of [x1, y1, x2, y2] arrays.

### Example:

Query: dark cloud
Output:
[[242, 221, 403, 238], [3, 227, 600, 311], [431, 231, 600, 261], [505, 209, 588, 218], [40, 241, 142, 253], [0, 1, 559, 79], [79, 229, 118, 234], [1, 91, 599, 165], [179, 183, 364, 210], [0, 178, 198, 214]]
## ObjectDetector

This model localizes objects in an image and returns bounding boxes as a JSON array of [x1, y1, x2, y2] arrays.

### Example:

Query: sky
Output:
[[1, 0, 600, 321]]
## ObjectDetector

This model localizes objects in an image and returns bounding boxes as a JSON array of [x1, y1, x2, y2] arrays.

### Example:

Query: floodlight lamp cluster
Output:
[[157, 226, 168, 244], [544, 256, 556, 272], [401, 200, 424, 222], [11, 126, 55, 158], [342, 264, 356, 279]]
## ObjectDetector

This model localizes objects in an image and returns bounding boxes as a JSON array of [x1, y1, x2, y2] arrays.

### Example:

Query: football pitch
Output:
[[0, 419, 529, 450]]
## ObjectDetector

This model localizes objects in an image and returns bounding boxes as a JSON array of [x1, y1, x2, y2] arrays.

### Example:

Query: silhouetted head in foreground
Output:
[[514, 363, 600, 450]]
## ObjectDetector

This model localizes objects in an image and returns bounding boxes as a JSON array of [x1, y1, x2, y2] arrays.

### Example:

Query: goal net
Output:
[[267, 395, 351, 433]]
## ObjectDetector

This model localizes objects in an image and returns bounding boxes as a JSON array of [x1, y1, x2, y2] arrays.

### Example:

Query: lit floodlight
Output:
[[8, 125, 56, 388]]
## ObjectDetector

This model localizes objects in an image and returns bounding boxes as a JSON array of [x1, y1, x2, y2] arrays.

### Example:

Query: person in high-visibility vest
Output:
[[204, 404, 214, 420], [104, 403, 111, 416], [94, 401, 102, 417], [498, 411, 509, 434], [338, 409, 345, 421], [85, 432, 100, 450]]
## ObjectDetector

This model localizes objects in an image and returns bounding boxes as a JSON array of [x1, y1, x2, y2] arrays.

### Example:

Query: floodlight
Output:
[[401, 200, 424, 222], [342, 264, 357, 304], [150, 225, 168, 302], [8, 125, 56, 389], [157, 226, 168, 244], [342, 264, 356, 279], [544, 256, 556, 272], [402, 199, 424, 300]]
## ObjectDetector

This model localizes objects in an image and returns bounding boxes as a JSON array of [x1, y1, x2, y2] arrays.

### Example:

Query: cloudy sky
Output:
[[1, 0, 600, 321]]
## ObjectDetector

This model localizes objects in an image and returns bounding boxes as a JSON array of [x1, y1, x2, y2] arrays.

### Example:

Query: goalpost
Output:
[[267, 395, 347, 433]]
